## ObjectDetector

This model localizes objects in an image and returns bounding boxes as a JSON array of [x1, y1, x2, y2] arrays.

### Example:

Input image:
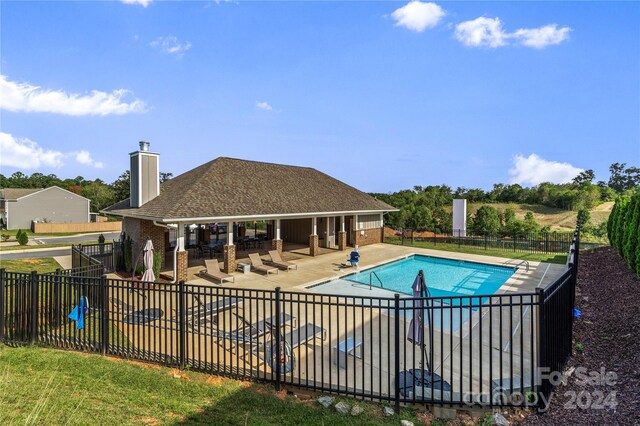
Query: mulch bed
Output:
[[517, 246, 640, 425]]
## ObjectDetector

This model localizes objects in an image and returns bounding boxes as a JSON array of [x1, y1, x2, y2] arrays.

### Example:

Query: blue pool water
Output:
[[344, 255, 515, 299]]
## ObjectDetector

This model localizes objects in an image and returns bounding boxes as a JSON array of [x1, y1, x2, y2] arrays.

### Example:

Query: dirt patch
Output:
[[517, 247, 640, 425]]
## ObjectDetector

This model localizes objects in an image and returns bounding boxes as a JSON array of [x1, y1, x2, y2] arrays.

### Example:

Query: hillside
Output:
[[446, 201, 613, 231]]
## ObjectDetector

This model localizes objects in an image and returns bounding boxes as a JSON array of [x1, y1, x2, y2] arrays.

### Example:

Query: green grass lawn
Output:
[[385, 239, 567, 264], [0, 345, 431, 426], [0, 240, 98, 252], [0, 258, 62, 274]]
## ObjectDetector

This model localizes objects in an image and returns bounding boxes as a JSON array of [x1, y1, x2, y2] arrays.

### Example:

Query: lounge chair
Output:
[[248, 253, 278, 275], [267, 250, 298, 271], [186, 294, 239, 327], [200, 259, 235, 284], [236, 312, 296, 339]]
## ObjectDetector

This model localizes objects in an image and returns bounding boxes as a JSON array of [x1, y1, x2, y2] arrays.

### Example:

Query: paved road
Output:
[[0, 248, 72, 260], [33, 232, 121, 245]]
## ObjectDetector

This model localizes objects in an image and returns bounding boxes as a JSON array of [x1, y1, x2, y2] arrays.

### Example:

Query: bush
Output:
[[623, 196, 639, 271], [124, 236, 133, 273], [98, 233, 105, 244], [15, 229, 23, 240], [153, 251, 162, 281], [577, 209, 591, 228], [17, 231, 29, 246]]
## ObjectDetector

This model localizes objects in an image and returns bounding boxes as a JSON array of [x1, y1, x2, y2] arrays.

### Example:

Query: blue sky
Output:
[[1, 1, 639, 192]]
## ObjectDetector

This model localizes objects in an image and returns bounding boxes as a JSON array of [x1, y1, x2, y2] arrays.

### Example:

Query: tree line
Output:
[[608, 190, 640, 277], [0, 170, 173, 213], [373, 163, 639, 234]]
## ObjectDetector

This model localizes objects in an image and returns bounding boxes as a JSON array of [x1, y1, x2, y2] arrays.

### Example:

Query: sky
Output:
[[1, 1, 639, 193]]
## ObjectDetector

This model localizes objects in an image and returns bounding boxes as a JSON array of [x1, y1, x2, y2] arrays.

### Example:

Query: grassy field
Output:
[[0, 345, 435, 426], [385, 238, 567, 264], [0, 258, 61, 274], [0, 240, 98, 252], [447, 201, 614, 232]]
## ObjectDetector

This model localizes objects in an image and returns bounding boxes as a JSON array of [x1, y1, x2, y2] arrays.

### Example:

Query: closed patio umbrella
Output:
[[141, 239, 155, 282], [407, 270, 431, 371]]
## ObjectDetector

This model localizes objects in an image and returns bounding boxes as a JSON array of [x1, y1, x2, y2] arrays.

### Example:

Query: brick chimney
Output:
[[129, 141, 160, 208]]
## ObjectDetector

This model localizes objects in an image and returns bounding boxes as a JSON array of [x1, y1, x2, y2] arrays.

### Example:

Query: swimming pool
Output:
[[342, 255, 515, 298]]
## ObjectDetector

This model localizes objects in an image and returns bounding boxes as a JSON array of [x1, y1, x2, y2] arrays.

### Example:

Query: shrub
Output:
[[17, 231, 29, 246], [623, 195, 640, 271], [15, 229, 23, 240], [576, 209, 591, 228], [153, 251, 162, 281], [98, 233, 105, 244], [472, 205, 501, 234], [124, 236, 133, 273]]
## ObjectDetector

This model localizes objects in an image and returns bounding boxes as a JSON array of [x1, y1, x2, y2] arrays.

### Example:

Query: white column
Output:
[[354, 214, 359, 231], [340, 215, 345, 232], [380, 213, 384, 228], [227, 221, 234, 245], [312, 217, 317, 235], [275, 219, 281, 240], [176, 223, 185, 251]]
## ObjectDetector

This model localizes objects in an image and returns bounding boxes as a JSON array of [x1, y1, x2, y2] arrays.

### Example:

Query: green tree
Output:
[[608, 200, 618, 244], [522, 211, 540, 233], [81, 181, 115, 212], [17, 231, 28, 245], [623, 195, 639, 271], [472, 205, 501, 234], [572, 169, 595, 185], [614, 197, 630, 253], [577, 209, 591, 228]]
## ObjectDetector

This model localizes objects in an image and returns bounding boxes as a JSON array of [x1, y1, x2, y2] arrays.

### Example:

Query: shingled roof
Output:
[[0, 188, 44, 200], [104, 157, 394, 221]]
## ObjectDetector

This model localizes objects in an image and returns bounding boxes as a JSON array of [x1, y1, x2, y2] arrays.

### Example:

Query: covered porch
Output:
[[161, 213, 385, 282]]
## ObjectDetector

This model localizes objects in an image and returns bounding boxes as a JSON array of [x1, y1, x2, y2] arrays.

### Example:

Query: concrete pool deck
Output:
[[185, 243, 567, 295]]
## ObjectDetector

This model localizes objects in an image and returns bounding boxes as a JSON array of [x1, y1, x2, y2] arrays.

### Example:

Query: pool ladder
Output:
[[369, 271, 384, 290], [508, 260, 530, 272]]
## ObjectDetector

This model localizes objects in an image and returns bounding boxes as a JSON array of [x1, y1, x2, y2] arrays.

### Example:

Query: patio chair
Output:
[[236, 312, 297, 340], [199, 259, 235, 284], [248, 253, 278, 275], [267, 250, 298, 271], [185, 293, 239, 327]]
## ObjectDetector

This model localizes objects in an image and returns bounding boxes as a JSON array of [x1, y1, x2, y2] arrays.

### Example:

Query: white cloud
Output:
[[509, 154, 584, 186], [513, 24, 572, 49], [0, 132, 104, 170], [74, 151, 104, 169], [0, 75, 146, 116], [454, 17, 571, 49], [454, 17, 508, 48], [120, 0, 152, 7], [255, 101, 273, 111], [391, 1, 446, 33], [150, 36, 192, 56]]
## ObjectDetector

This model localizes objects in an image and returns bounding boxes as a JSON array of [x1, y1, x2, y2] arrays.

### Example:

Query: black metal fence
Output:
[[72, 243, 117, 273], [1, 230, 580, 411], [386, 228, 574, 254]]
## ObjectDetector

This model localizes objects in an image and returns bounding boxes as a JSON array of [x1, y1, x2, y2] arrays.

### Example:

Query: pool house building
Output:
[[103, 142, 396, 281]]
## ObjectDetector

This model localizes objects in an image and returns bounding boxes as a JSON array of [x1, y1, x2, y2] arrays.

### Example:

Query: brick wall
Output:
[[271, 238, 283, 253], [353, 227, 383, 247], [338, 231, 347, 251], [122, 217, 167, 267]]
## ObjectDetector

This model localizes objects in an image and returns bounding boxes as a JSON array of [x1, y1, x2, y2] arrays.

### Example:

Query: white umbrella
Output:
[[141, 239, 155, 282]]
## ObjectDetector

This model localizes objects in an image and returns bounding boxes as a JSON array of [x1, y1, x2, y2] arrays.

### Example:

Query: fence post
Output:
[[53, 269, 61, 328], [536, 287, 547, 407], [100, 274, 109, 355], [274, 287, 282, 391], [394, 293, 401, 413], [178, 280, 186, 370], [484, 233, 487, 250], [401, 228, 404, 246], [30, 270, 39, 344], [458, 229, 461, 248], [0, 269, 4, 342]]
